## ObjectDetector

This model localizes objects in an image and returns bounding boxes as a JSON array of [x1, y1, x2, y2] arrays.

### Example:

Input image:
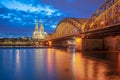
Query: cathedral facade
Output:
[[32, 20, 47, 40]]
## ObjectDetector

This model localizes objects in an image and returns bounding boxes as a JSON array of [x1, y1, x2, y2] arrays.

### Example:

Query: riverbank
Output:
[[0, 45, 51, 48]]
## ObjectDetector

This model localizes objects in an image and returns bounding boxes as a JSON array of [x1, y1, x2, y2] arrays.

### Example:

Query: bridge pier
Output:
[[104, 36, 120, 51], [82, 38, 103, 51], [75, 35, 120, 51], [51, 40, 68, 48], [75, 37, 82, 51], [74, 37, 103, 51], [47, 41, 52, 47]]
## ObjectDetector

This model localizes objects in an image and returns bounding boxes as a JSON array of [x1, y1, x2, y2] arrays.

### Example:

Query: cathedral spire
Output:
[[35, 20, 38, 32], [39, 19, 44, 32]]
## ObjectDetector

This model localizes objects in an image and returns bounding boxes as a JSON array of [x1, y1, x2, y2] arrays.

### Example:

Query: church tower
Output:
[[32, 20, 39, 39], [32, 19, 47, 40], [39, 20, 44, 32], [35, 20, 38, 32]]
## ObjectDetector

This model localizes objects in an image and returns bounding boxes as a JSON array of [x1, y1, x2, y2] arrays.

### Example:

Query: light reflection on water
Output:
[[119, 53, 120, 72], [0, 48, 120, 80]]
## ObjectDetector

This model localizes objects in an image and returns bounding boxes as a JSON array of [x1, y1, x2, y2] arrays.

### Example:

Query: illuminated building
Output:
[[32, 20, 47, 40]]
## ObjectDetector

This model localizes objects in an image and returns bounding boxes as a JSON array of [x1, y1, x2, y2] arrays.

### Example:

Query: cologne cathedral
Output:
[[32, 20, 47, 40]]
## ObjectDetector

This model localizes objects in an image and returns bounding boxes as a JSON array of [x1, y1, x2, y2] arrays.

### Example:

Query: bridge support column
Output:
[[48, 41, 52, 47], [81, 35, 120, 51], [82, 38, 103, 51], [104, 36, 120, 51], [75, 37, 82, 51]]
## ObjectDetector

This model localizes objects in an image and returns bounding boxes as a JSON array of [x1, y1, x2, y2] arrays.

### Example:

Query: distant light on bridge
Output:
[[75, 37, 82, 50], [75, 37, 82, 43], [48, 41, 52, 47], [100, 21, 105, 25]]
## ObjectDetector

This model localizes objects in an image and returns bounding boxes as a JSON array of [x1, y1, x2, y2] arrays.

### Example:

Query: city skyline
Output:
[[0, 0, 106, 38]]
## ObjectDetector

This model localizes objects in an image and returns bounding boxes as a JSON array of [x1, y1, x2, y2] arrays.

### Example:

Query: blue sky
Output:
[[0, 0, 106, 38]]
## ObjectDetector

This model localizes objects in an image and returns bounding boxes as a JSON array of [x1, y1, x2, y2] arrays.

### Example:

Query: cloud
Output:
[[0, 0, 63, 17], [9, 17, 22, 23], [41, 0, 106, 18], [0, 0, 64, 30], [0, 14, 11, 19], [51, 25, 56, 29]]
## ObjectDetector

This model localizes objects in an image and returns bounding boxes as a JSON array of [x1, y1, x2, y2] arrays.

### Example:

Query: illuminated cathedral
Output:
[[32, 20, 47, 40]]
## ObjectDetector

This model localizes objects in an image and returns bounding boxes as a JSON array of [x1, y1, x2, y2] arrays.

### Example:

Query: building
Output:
[[32, 20, 47, 40]]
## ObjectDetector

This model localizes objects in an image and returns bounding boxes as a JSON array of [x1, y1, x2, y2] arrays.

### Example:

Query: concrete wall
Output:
[[75, 35, 120, 51], [81, 39, 103, 51], [104, 36, 120, 51]]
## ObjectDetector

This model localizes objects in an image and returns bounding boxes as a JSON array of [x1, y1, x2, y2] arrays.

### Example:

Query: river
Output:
[[0, 48, 120, 80]]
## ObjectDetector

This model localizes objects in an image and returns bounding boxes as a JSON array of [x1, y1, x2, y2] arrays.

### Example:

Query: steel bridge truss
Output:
[[51, 18, 87, 39], [84, 0, 120, 32], [48, 0, 120, 40]]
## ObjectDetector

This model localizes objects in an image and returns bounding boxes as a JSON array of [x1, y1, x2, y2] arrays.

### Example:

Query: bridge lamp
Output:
[[75, 37, 82, 50], [100, 21, 105, 25], [75, 37, 82, 44]]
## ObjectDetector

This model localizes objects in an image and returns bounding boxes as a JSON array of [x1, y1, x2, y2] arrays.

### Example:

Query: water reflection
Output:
[[0, 48, 120, 80], [47, 48, 53, 75], [119, 53, 120, 72], [16, 49, 20, 64], [83, 51, 120, 80]]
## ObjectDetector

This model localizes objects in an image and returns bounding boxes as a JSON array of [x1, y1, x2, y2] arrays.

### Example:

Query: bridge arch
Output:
[[52, 18, 87, 39]]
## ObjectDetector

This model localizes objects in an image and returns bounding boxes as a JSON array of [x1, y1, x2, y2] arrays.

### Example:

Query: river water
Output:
[[0, 48, 120, 80]]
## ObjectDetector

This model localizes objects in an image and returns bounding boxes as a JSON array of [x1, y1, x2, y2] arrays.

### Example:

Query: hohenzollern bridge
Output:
[[45, 0, 120, 51]]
